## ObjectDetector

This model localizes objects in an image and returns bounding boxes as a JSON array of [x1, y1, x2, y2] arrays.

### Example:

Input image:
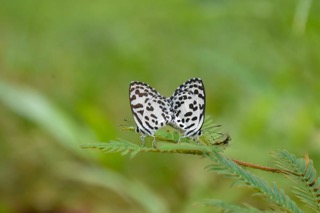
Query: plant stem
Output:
[[232, 159, 298, 176]]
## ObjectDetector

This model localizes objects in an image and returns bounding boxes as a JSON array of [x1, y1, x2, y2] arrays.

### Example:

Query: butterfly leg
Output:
[[189, 136, 200, 144], [193, 131, 203, 144], [140, 135, 146, 147], [196, 136, 200, 143], [152, 136, 157, 148], [178, 135, 186, 144]]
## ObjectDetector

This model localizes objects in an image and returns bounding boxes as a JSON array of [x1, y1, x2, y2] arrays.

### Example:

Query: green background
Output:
[[1, 0, 319, 212]]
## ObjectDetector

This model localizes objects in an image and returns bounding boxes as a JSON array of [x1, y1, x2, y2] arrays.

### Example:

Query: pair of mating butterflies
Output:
[[129, 78, 206, 147]]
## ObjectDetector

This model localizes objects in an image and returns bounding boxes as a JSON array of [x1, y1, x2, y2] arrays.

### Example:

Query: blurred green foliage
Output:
[[0, 0, 319, 212]]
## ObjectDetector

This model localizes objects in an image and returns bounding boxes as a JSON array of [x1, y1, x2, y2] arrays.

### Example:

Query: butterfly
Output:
[[129, 78, 206, 148]]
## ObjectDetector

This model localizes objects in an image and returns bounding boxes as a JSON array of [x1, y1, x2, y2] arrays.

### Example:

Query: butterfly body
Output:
[[129, 78, 205, 147]]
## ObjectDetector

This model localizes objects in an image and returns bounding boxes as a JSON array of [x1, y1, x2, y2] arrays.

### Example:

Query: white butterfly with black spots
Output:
[[169, 78, 206, 137], [129, 78, 206, 148]]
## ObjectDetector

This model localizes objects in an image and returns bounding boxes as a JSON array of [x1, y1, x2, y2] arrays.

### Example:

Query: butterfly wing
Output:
[[129, 81, 172, 136], [170, 78, 206, 137]]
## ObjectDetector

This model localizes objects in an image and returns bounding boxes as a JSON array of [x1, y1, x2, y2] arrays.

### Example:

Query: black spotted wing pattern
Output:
[[129, 78, 206, 145], [129, 81, 172, 137], [170, 78, 205, 137]]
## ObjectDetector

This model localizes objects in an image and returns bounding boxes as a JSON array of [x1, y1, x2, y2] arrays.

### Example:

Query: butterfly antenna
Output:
[[192, 136, 201, 144], [123, 118, 135, 125], [152, 136, 157, 149]]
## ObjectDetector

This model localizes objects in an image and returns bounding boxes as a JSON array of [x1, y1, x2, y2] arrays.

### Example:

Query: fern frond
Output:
[[82, 139, 223, 158], [272, 150, 320, 212], [81, 139, 141, 158], [202, 115, 221, 132], [121, 114, 230, 148], [201, 199, 272, 213], [201, 115, 229, 145], [205, 150, 303, 213], [83, 118, 229, 157], [122, 125, 188, 143], [154, 128, 182, 143]]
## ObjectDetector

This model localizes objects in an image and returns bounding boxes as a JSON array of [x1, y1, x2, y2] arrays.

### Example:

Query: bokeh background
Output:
[[1, 0, 319, 212]]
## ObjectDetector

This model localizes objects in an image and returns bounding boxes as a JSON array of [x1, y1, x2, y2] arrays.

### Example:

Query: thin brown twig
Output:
[[232, 159, 299, 176]]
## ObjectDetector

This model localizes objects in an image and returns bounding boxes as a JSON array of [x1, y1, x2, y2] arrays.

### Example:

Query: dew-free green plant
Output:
[[82, 116, 320, 212]]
